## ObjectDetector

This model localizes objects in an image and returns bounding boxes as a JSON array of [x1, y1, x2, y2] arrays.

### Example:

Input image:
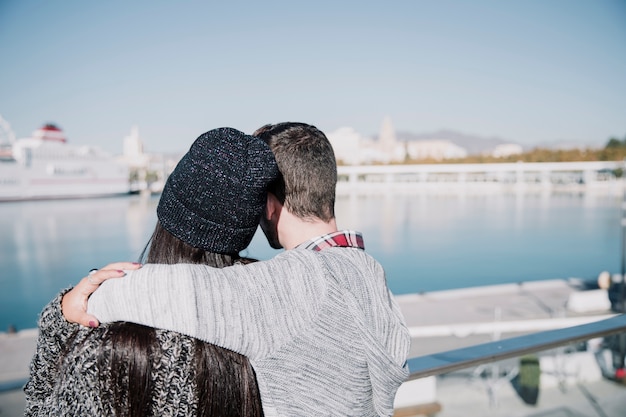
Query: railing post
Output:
[[618, 159, 626, 375]]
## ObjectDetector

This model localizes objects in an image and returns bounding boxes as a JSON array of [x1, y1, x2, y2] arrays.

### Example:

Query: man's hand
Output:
[[61, 262, 142, 327]]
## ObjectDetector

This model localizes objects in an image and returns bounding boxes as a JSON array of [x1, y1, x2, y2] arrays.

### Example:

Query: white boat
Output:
[[0, 122, 130, 201]]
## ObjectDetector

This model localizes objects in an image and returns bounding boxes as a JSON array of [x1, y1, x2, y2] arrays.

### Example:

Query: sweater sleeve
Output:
[[24, 290, 79, 416], [87, 251, 326, 359]]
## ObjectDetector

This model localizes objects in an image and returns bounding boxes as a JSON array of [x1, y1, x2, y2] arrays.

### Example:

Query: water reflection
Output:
[[335, 189, 621, 295], [0, 196, 158, 330], [0, 189, 622, 331]]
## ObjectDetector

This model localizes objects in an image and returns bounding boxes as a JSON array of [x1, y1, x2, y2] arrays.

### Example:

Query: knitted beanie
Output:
[[157, 127, 279, 254]]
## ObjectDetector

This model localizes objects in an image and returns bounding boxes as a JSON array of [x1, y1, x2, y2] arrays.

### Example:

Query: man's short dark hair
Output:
[[253, 122, 336, 222]]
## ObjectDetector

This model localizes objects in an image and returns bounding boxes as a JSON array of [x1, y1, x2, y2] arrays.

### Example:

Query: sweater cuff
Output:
[[38, 287, 79, 336]]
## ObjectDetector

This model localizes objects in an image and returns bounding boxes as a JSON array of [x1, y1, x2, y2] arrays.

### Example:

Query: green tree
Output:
[[606, 135, 626, 149]]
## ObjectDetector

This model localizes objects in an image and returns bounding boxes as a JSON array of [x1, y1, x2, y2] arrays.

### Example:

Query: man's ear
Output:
[[261, 192, 284, 249], [265, 192, 282, 220]]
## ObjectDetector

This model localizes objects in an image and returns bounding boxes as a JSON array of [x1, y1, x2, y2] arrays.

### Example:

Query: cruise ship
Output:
[[0, 123, 130, 201]]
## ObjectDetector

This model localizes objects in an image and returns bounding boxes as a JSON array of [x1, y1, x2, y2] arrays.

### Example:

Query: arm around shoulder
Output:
[[87, 254, 327, 358]]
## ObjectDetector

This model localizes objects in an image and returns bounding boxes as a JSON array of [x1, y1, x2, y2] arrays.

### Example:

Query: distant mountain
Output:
[[373, 127, 607, 155], [392, 129, 515, 155], [532, 138, 605, 151]]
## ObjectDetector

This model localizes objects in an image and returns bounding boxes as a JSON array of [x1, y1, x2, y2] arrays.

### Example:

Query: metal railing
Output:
[[405, 314, 626, 381], [337, 161, 623, 186]]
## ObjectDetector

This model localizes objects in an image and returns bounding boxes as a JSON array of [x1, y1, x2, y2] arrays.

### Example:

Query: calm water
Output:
[[0, 189, 623, 331]]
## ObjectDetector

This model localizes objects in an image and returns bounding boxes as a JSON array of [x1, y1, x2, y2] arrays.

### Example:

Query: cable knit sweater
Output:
[[24, 292, 209, 416], [26, 265, 261, 416], [86, 246, 410, 416]]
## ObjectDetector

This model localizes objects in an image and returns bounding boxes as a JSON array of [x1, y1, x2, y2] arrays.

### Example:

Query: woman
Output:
[[24, 127, 279, 416]]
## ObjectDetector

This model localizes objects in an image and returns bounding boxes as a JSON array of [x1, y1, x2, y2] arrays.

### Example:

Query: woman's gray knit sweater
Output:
[[86, 247, 410, 416], [25, 301, 208, 416]]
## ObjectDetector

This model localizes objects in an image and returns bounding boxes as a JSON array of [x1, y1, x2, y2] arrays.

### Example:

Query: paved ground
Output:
[[394, 279, 626, 416], [1, 279, 624, 416], [0, 328, 35, 416], [397, 279, 615, 356], [433, 371, 626, 417]]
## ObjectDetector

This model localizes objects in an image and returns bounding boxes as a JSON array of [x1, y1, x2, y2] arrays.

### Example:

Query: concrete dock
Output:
[[2, 279, 625, 416], [393, 279, 626, 416]]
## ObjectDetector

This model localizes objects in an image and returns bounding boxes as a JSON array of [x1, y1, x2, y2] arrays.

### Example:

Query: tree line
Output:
[[407, 135, 626, 165]]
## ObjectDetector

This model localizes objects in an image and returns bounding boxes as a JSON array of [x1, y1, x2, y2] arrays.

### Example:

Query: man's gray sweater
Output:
[[88, 246, 410, 416]]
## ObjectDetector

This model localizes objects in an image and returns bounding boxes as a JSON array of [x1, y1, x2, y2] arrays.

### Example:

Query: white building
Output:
[[368, 116, 406, 163], [120, 125, 150, 168], [327, 116, 406, 165], [406, 140, 467, 161], [326, 127, 362, 165], [492, 143, 523, 158]]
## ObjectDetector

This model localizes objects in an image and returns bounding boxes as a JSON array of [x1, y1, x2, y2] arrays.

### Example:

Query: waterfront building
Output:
[[326, 126, 362, 165], [406, 139, 468, 161], [492, 143, 524, 158], [328, 116, 479, 164], [328, 116, 406, 164], [120, 125, 150, 168], [118, 126, 179, 194], [366, 116, 406, 163]]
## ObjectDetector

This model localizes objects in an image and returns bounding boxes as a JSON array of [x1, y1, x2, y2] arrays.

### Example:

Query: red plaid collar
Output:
[[298, 230, 365, 252]]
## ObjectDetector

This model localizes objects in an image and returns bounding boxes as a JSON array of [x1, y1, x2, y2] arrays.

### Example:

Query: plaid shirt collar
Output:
[[297, 230, 365, 252]]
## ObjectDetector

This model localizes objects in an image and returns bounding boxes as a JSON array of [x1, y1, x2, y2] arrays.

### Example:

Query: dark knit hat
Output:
[[157, 127, 279, 254]]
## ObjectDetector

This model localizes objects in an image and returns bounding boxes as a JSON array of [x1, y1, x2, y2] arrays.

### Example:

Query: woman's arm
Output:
[[24, 291, 77, 416]]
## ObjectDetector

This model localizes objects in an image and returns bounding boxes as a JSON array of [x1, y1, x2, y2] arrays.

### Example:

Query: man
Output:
[[62, 122, 410, 416]]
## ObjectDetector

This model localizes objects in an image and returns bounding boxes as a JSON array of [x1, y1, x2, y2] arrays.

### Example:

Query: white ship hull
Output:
[[0, 159, 129, 201], [0, 123, 130, 201]]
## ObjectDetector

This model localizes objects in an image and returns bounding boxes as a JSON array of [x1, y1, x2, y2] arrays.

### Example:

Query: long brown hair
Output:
[[79, 222, 263, 416]]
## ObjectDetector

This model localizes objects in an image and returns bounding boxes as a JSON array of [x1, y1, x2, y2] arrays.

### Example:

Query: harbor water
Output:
[[0, 188, 623, 331]]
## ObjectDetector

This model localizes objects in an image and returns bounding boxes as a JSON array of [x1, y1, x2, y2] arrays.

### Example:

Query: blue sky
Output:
[[1, 0, 625, 153]]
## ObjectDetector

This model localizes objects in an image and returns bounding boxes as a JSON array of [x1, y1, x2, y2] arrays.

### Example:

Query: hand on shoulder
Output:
[[61, 262, 142, 327]]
